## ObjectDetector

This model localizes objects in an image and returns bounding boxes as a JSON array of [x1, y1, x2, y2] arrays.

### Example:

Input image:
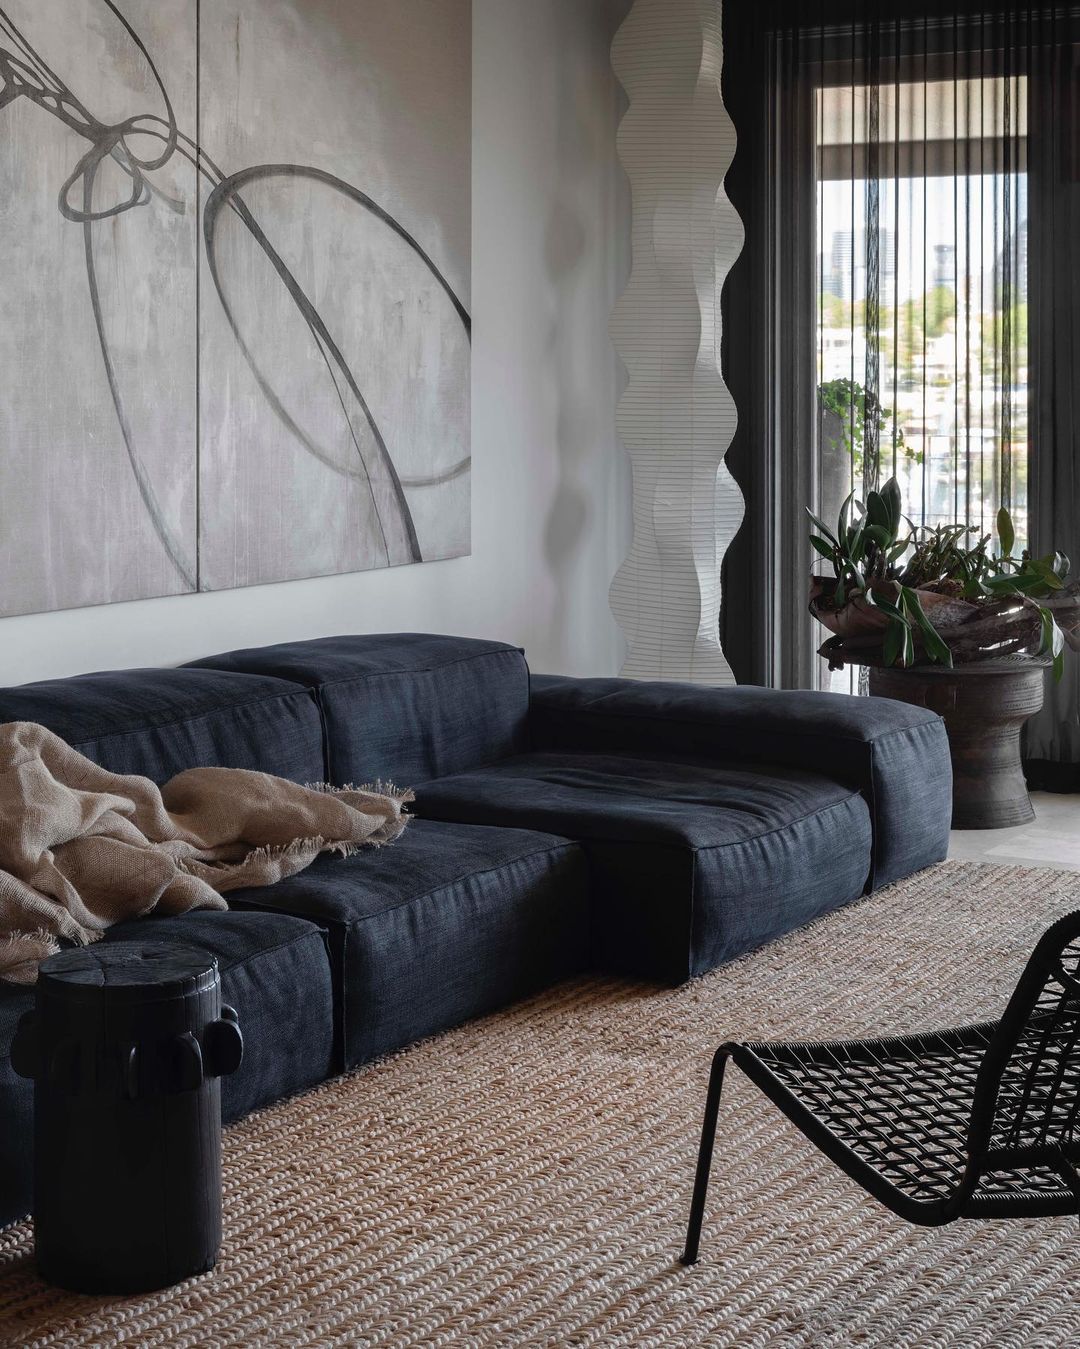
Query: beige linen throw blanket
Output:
[[0, 721, 412, 984]]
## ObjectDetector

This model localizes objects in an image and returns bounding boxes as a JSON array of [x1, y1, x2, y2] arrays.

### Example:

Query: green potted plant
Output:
[[816, 380, 922, 554], [807, 478, 1080, 828], [808, 478, 1079, 676]]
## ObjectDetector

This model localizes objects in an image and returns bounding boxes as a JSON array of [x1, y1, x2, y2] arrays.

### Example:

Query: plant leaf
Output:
[[837, 489, 857, 541], [809, 534, 836, 562], [1039, 605, 1066, 681], [1027, 555, 1065, 589], [806, 508, 838, 547], [865, 491, 890, 530], [867, 592, 906, 622], [901, 586, 954, 667], [996, 506, 1015, 558], [883, 619, 903, 668], [981, 573, 1026, 596], [880, 477, 902, 533]]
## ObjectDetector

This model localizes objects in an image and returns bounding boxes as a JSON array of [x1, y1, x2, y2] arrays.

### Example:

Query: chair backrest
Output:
[[968, 909, 1080, 1162]]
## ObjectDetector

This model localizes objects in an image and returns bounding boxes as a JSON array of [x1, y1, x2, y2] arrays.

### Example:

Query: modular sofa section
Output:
[[413, 752, 874, 983], [228, 818, 589, 1066], [529, 675, 952, 889], [0, 667, 325, 785], [188, 634, 531, 786]]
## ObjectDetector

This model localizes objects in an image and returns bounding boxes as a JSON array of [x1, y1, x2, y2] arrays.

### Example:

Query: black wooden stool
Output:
[[11, 942, 243, 1293]]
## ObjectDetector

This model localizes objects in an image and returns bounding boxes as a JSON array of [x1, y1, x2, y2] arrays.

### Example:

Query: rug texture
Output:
[[1, 860, 1078, 1348]]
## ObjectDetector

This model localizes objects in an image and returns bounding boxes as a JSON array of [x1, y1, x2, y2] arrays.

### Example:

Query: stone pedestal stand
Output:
[[869, 660, 1048, 830]]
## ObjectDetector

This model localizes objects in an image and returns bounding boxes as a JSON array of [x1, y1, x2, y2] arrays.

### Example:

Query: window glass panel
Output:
[[813, 78, 1028, 693]]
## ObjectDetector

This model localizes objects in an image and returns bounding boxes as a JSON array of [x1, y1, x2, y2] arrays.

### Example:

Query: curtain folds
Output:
[[1026, 25, 1080, 786], [720, 1, 1080, 784]]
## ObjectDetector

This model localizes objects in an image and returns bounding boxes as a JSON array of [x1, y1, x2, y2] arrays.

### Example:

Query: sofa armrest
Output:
[[528, 674, 952, 890]]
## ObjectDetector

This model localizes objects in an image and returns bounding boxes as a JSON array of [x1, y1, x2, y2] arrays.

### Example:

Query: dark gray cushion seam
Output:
[[308, 689, 334, 785]]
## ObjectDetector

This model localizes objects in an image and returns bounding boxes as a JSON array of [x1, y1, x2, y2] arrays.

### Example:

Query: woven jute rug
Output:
[[2, 860, 1079, 1348]]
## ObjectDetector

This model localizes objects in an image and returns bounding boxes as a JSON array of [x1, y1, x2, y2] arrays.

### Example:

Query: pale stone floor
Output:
[[949, 791, 1080, 871]]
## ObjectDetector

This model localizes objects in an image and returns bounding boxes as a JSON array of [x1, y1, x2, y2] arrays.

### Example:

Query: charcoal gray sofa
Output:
[[0, 633, 952, 1225]]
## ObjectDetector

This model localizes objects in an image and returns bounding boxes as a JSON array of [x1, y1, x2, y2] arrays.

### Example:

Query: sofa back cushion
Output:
[[188, 634, 531, 786], [0, 667, 325, 784]]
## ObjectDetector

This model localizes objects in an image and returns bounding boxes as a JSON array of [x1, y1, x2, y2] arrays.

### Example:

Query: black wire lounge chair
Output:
[[681, 909, 1080, 1265]]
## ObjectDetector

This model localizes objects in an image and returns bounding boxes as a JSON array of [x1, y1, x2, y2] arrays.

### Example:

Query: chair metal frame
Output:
[[682, 909, 1080, 1265]]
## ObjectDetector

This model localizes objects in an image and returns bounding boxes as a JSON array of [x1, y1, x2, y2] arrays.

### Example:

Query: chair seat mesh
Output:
[[749, 1026, 1074, 1206], [683, 914, 1080, 1270]]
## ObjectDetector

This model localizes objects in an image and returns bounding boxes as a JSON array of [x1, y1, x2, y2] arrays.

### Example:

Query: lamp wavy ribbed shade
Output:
[[609, 0, 744, 685]]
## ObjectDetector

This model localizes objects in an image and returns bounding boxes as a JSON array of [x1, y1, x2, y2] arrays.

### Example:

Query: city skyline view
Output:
[[819, 173, 1028, 306], [814, 154, 1031, 698]]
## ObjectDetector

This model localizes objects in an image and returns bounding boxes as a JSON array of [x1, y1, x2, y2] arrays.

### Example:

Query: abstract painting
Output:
[[0, 0, 471, 616]]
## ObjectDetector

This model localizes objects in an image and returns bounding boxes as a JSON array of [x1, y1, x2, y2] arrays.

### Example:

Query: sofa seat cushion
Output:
[[529, 674, 951, 890], [0, 909, 334, 1229], [412, 752, 874, 984], [227, 818, 588, 1067], [188, 633, 530, 785], [0, 667, 324, 784]]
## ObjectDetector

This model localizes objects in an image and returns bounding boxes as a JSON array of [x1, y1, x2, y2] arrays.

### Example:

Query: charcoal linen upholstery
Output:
[[188, 634, 531, 786], [227, 818, 588, 1066], [413, 753, 873, 983], [528, 675, 951, 890], [0, 908, 334, 1228], [0, 983, 32, 1227], [0, 667, 324, 785], [0, 635, 954, 1228]]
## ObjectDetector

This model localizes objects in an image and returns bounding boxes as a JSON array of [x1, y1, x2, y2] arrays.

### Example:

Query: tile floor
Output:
[[949, 791, 1080, 871]]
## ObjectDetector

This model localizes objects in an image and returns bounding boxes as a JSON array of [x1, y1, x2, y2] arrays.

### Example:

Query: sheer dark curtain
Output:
[[1026, 20, 1080, 786], [721, 1, 1080, 782]]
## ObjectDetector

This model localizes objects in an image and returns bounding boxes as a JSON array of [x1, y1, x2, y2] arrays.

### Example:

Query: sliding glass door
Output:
[[721, 2, 1080, 782], [813, 69, 1029, 691]]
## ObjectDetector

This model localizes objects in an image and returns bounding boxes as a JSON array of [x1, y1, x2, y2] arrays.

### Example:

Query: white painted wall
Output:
[[0, 0, 630, 687]]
